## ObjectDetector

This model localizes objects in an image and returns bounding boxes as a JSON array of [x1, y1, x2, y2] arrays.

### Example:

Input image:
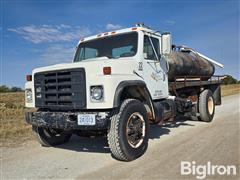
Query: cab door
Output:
[[141, 34, 169, 100]]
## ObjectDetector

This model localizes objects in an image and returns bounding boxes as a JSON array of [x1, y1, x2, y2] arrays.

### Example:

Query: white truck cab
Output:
[[25, 23, 222, 161], [26, 25, 170, 109]]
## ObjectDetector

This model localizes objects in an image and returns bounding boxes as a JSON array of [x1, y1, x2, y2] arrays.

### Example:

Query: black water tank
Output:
[[166, 51, 215, 82]]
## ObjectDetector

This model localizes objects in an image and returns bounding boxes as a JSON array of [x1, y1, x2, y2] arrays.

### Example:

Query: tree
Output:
[[0, 85, 23, 92], [11, 87, 23, 92], [222, 75, 238, 85], [0, 85, 11, 92]]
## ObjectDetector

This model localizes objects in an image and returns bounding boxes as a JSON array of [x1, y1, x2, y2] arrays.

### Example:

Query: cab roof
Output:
[[77, 26, 164, 45]]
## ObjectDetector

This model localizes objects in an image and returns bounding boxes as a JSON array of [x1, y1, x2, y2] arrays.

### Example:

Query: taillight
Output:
[[103, 67, 111, 75], [26, 75, 32, 81]]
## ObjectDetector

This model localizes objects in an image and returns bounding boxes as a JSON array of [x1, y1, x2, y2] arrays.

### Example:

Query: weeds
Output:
[[0, 92, 32, 147]]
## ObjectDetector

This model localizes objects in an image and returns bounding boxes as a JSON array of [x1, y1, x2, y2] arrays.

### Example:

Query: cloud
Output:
[[164, 20, 176, 26], [8, 23, 125, 43], [8, 23, 126, 65], [58, 24, 71, 29], [106, 23, 122, 30], [8, 24, 90, 44], [41, 44, 75, 64]]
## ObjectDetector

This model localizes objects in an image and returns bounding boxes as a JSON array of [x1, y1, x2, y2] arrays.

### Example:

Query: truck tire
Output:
[[108, 99, 149, 161], [32, 126, 72, 147], [198, 89, 215, 122]]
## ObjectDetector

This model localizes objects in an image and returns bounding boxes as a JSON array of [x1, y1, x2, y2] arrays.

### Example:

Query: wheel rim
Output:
[[126, 112, 145, 148], [208, 96, 214, 115]]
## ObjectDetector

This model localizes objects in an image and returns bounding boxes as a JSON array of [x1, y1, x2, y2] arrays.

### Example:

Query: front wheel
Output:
[[107, 99, 149, 161], [32, 126, 72, 147]]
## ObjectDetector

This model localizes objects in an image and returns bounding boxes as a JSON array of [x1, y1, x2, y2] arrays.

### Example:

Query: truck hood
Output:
[[32, 57, 137, 76]]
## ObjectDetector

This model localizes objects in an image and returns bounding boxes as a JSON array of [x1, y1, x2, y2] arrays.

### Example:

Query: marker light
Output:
[[103, 67, 111, 75], [26, 75, 32, 81]]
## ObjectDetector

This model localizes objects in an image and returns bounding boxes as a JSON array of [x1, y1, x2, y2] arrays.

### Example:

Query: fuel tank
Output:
[[166, 51, 215, 81]]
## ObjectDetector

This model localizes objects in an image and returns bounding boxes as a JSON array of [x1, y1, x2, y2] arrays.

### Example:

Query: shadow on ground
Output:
[[149, 116, 195, 139], [56, 116, 195, 154], [57, 135, 110, 153]]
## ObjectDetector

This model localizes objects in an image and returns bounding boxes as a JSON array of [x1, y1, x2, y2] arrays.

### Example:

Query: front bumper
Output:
[[25, 111, 110, 130]]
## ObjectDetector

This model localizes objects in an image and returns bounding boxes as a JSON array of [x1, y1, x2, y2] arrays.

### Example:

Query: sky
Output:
[[0, 0, 239, 88]]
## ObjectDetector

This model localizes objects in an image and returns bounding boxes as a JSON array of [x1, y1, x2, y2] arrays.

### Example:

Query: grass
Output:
[[0, 92, 32, 147], [221, 84, 240, 97], [0, 84, 239, 147]]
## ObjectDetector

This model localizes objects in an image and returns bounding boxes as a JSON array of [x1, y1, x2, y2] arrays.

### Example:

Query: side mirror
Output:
[[161, 33, 172, 55], [160, 56, 169, 73]]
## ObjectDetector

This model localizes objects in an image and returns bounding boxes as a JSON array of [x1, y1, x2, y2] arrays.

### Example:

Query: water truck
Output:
[[25, 23, 224, 161]]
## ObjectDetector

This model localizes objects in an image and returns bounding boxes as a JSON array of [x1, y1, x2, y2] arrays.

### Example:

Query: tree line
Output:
[[222, 75, 240, 85], [0, 85, 23, 93]]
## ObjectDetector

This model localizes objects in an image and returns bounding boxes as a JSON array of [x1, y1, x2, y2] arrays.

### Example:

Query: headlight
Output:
[[25, 89, 32, 103], [90, 86, 103, 101]]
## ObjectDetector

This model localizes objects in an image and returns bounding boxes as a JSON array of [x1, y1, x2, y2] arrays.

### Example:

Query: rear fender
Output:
[[205, 84, 221, 105]]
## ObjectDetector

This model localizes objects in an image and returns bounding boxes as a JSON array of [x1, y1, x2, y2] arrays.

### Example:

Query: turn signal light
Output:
[[26, 75, 32, 81], [103, 67, 111, 75]]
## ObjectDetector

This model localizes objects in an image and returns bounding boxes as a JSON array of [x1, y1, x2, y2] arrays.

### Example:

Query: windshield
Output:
[[74, 32, 138, 62]]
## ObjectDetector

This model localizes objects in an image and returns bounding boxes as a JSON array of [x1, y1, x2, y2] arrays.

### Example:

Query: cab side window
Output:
[[143, 35, 160, 60]]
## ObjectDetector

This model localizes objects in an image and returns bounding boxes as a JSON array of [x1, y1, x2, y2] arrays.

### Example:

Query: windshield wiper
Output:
[[102, 55, 121, 59], [104, 55, 113, 59]]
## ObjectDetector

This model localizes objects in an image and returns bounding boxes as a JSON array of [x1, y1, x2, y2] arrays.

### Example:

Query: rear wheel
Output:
[[32, 126, 72, 147], [198, 89, 215, 122], [107, 99, 149, 161]]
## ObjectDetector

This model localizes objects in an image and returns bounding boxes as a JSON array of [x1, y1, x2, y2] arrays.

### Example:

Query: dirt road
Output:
[[1, 94, 239, 179]]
